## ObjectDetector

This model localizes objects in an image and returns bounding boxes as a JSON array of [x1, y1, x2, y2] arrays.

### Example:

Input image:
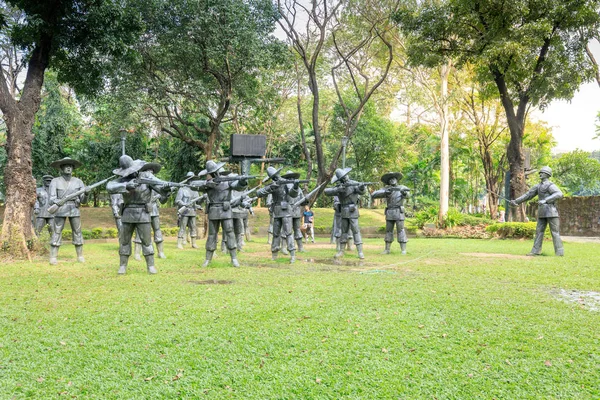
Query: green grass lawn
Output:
[[1, 237, 599, 399]]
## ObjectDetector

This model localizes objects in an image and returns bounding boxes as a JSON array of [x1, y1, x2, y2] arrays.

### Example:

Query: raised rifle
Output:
[[212, 175, 259, 183], [48, 175, 117, 214], [135, 177, 192, 188], [274, 178, 313, 186], [293, 181, 327, 207], [177, 193, 207, 215], [342, 181, 377, 187], [230, 186, 259, 207]]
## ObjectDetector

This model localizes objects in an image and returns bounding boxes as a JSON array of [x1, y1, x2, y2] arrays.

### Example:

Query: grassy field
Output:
[[0, 236, 599, 399]]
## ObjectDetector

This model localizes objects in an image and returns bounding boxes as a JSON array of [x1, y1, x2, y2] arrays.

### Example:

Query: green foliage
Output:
[[394, 0, 600, 109], [416, 206, 493, 229], [551, 150, 600, 195], [486, 222, 541, 239]]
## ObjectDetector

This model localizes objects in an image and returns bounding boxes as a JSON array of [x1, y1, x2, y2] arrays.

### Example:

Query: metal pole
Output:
[[120, 129, 127, 156], [341, 137, 348, 168]]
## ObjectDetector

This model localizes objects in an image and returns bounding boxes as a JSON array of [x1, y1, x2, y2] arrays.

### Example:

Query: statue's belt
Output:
[[341, 203, 356, 207], [386, 206, 402, 210], [125, 204, 147, 208]]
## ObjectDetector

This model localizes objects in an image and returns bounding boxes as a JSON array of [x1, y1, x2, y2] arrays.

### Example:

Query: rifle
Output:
[[483, 187, 512, 203], [212, 175, 259, 183], [342, 181, 377, 187], [293, 181, 327, 207], [177, 193, 207, 215], [135, 177, 192, 188], [274, 178, 313, 186], [230, 186, 259, 207], [384, 186, 410, 193], [48, 175, 117, 214]]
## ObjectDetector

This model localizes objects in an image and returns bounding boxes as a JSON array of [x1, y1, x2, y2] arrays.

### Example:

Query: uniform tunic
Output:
[[371, 185, 410, 243], [48, 175, 87, 246]]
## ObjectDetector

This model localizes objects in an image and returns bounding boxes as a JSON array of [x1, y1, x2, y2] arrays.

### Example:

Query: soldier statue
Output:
[[193, 160, 249, 268], [175, 171, 202, 250], [229, 173, 253, 252], [282, 170, 306, 253], [107, 155, 170, 274], [331, 195, 354, 250], [510, 166, 564, 256], [110, 193, 124, 236], [371, 172, 410, 255], [34, 174, 55, 236], [324, 168, 366, 259], [48, 157, 90, 265], [256, 166, 300, 263], [133, 165, 169, 259]]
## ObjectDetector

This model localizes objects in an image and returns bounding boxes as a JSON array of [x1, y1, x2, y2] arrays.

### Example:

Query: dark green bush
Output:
[[486, 222, 540, 239]]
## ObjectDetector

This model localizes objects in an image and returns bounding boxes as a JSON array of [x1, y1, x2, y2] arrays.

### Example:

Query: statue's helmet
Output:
[[205, 160, 225, 175], [539, 166, 552, 177]]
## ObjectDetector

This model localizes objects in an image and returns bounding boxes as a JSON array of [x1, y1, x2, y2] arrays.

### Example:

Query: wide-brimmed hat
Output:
[[262, 166, 283, 183], [50, 157, 82, 169], [282, 170, 300, 179], [140, 162, 161, 174], [42, 174, 54, 181], [381, 172, 403, 184], [112, 155, 146, 177], [331, 167, 352, 184], [199, 160, 225, 176]]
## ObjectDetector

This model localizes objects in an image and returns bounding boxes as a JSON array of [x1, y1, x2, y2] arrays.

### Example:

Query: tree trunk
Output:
[[0, 41, 50, 258], [438, 62, 451, 225], [506, 130, 527, 221], [1, 112, 37, 258], [308, 71, 326, 183]]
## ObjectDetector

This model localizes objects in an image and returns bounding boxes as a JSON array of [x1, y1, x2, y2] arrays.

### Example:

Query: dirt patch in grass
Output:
[[187, 279, 234, 285], [460, 252, 530, 259]]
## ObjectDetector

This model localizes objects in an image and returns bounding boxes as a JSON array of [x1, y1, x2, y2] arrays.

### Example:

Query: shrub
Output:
[[91, 228, 103, 239], [486, 222, 540, 239], [106, 228, 118, 238]]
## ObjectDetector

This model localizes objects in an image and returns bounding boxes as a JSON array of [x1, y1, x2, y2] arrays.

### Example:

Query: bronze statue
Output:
[[193, 161, 249, 268], [34, 175, 55, 236], [48, 157, 90, 265], [371, 172, 410, 254], [107, 155, 170, 274], [256, 166, 299, 263], [510, 166, 564, 256], [324, 168, 366, 259]]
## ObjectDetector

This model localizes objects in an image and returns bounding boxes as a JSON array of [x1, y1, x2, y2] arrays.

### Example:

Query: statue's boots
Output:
[[267, 233, 272, 244], [221, 240, 227, 253], [556, 248, 564, 256], [281, 246, 289, 255], [49, 246, 59, 265], [145, 255, 157, 274], [177, 238, 184, 249], [134, 242, 142, 261], [202, 250, 214, 267], [346, 242, 354, 251], [356, 244, 365, 260], [156, 242, 166, 259], [271, 251, 278, 261], [230, 249, 240, 268], [296, 239, 305, 253], [400, 242, 407, 255], [75, 245, 85, 263], [289, 250, 296, 264], [118, 255, 129, 275], [191, 237, 198, 249], [381, 242, 391, 255], [334, 240, 344, 259]]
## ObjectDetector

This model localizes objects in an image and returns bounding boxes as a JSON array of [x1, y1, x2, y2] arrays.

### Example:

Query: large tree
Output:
[[108, 0, 287, 161], [0, 0, 140, 257], [395, 0, 600, 221]]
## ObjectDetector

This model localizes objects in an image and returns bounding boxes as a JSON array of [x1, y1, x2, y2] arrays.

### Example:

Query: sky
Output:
[[537, 82, 599, 154]]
